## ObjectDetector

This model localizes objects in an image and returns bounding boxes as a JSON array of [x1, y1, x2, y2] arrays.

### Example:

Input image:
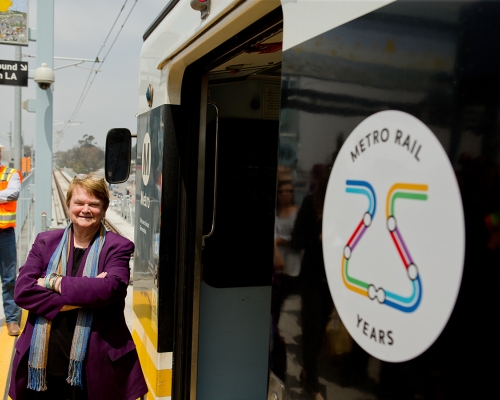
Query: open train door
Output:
[[179, 7, 284, 400]]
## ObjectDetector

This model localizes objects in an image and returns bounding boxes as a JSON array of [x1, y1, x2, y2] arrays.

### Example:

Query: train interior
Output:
[[195, 14, 284, 400]]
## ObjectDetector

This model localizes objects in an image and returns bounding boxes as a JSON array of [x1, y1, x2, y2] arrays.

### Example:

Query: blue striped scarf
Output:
[[27, 223, 106, 391]]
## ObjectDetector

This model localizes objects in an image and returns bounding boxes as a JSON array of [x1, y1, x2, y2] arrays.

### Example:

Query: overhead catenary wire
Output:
[[62, 0, 136, 133], [60, 0, 138, 137]]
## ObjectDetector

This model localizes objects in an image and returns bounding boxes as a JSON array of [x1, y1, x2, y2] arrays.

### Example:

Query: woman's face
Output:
[[69, 186, 105, 232], [278, 183, 294, 206]]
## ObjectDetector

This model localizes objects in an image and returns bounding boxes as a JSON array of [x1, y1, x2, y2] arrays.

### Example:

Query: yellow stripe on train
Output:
[[131, 290, 172, 399], [132, 330, 172, 398]]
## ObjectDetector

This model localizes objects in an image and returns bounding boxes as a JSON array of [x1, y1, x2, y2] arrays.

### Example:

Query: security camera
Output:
[[33, 63, 55, 90], [190, 0, 210, 18]]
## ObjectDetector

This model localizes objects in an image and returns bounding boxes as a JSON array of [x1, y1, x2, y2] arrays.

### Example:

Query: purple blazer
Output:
[[9, 229, 148, 400]]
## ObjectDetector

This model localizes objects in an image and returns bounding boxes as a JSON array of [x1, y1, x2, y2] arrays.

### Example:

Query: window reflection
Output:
[[270, 1, 500, 398]]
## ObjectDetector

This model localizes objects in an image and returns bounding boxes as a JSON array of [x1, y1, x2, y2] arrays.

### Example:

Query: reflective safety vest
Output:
[[0, 165, 22, 229]]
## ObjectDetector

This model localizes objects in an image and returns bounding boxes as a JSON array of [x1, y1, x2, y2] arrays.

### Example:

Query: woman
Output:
[[9, 174, 148, 400]]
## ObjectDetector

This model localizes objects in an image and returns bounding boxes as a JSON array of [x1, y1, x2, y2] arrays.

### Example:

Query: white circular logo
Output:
[[142, 132, 151, 186], [323, 110, 465, 362]]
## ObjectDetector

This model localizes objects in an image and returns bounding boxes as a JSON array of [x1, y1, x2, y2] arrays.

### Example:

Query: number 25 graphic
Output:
[[341, 180, 428, 313]]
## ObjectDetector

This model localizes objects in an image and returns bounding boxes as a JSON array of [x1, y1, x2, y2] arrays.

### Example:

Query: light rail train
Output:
[[105, 1, 500, 399]]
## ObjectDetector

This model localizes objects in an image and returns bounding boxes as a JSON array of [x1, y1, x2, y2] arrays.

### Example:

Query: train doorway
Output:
[[185, 8, 284, 400]]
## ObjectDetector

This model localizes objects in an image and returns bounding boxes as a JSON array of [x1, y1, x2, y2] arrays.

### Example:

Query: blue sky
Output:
[[0, 0, 166, 151], [9, 0, 27, 13]]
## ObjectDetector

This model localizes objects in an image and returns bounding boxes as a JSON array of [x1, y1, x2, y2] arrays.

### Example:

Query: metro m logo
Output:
[[142, 132, 151, 185]]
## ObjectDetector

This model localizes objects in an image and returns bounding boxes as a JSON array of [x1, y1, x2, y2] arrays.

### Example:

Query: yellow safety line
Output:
[[0, 324, 16, 399], [1, 310, 28, 400]]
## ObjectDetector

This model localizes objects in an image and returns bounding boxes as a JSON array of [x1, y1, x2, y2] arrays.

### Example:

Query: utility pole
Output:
[[34, 0, 54, 234], [14, 47, 22, 171]]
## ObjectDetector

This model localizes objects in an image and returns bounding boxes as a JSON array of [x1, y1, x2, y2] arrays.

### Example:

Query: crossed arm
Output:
[[15, 235, 133, 320], [36, 272, 107, 311]]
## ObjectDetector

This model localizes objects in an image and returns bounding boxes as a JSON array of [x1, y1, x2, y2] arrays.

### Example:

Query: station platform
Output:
[[0, 189, 135, 398]]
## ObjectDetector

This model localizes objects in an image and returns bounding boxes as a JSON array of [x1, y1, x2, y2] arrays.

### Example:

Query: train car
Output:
[[105, 1, 500, 399]]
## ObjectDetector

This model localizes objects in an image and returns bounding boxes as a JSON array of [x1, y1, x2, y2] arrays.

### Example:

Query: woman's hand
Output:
[[56, 272, 107, 294], [58, 272, 107, 312], [37, 274, 63, 291], [37, 272, 108, 294]]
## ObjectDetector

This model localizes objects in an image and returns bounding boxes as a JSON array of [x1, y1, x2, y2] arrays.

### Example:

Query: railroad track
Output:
[[53, 169, 121, 235]]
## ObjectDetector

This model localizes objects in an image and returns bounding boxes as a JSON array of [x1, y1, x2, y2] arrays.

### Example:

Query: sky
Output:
[[0, 0, 166, 152]]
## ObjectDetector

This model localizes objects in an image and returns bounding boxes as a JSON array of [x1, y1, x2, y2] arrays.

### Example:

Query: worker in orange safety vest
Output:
[[0, 142, 22, 336]]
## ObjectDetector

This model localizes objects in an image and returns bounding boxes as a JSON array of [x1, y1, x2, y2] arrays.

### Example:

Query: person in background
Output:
[[291, 164, 333, 400], [0, 142, 22, 336], [270, 180, 303, 380], [9, 174, 147, 400], [274, 180, 302, 307]]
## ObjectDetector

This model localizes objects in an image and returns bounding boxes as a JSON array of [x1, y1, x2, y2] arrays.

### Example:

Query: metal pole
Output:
[[35, 0, 54, 234], [14, 47, 22, 172], [41, 212, 47, 232]]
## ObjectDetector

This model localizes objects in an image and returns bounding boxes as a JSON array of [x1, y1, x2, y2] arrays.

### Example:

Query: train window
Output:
[[199, 15, 283, 288], [202, 118, 279, 288]]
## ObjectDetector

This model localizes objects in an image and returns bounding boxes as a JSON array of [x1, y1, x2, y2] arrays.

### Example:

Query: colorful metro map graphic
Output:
[[342, 180, 428, 313]]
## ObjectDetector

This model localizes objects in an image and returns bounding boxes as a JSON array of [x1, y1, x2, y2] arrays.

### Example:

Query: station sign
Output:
[[0, 59, 28, 87]]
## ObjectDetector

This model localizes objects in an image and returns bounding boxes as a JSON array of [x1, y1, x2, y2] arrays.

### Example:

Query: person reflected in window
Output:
[[291, 164, 333, 400], [273, 180, 302, 312]]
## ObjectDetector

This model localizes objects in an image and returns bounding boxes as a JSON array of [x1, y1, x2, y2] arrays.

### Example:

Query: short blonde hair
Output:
[[66, 174, 110, 211]]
